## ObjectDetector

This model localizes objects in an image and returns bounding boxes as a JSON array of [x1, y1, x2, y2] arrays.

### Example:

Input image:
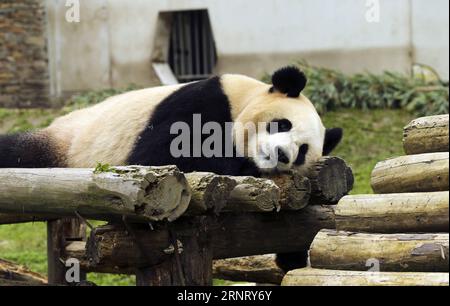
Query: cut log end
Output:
[[264, 172, 311, 210], [226, 177, 280, 212], [403, 115, 449, 155], [371, 153, 449, 194], [185, 173, 237, 215], [308, 157, 354, 204], [132, 166, 192, 222], [0, 166, 192, 223]]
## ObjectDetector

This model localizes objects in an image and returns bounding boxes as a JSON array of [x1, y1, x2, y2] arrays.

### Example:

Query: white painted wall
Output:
[[412, 0, 449, 79], [45, 0, 449, 97]]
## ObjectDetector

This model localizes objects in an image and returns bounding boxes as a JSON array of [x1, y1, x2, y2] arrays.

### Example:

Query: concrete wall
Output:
[[22, 0, 450, 101], [0, 0, 49, 107], [411, 0, 449, 79]]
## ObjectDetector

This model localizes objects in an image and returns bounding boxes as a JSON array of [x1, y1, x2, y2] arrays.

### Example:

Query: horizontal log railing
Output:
[[0, 157, 353, 225], [0, 158, 353, 286]]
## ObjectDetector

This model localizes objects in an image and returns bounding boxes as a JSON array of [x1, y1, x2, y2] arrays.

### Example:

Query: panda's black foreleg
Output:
[[238, 158, 262, 177], [275, 250, 309, 273]]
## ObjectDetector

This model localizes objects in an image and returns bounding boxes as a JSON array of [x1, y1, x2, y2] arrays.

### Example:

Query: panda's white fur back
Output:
[[44, 83, 187, 167], [44, 74, 267, 168]]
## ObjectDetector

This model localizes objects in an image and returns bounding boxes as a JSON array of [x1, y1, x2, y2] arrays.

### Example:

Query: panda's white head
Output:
[[231, 66, 342, 175]]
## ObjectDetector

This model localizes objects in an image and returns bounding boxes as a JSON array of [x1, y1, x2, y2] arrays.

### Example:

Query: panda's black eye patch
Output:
[[266, 119, 293, 134], [299, 144, 309, 155], [294, 144, 309, 165]]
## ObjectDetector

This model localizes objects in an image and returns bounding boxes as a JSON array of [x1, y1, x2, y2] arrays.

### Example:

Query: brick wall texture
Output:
[[0, 0, 50, 108]]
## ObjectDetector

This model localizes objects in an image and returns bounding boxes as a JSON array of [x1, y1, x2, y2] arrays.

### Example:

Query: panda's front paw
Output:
[[239, 159, 261, 177], [275, 251, 309, 273]]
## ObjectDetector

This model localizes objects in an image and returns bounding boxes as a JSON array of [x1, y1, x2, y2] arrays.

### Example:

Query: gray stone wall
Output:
[[0, 0, 50, 108]]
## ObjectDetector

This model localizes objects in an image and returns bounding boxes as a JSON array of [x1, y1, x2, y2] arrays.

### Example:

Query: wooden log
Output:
[[68, 243, 287, 284], [0, 259, 47, 286], [65, 241, 134, 275], [210, 206, 336, 259], [86, 223, 172, 272], [185, 173, 237, 215], [213, 255, 285, 284], [403, 115, 449, 155], [0, 172, 302, 223], [0, 213, 48, 225], [225, 177, 281, 212], [371, 153, 449, 194], [65, 241, 88, 262], [0, 166, 191, 222], [335, 192, 449, 233], [188, 172, 308, 214], [135, 217, 213, 286], [263, 172, 311, 210], [310, 230, 449, 272], [47, 218, 87, 285], [307, 157, 354, 204], [282, 268, 449, 286], [67, 243, 286, 284], [82, 206, 335, 273]]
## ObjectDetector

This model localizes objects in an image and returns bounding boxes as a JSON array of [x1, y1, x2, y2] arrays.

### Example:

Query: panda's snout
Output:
[[276, 147, 290, 164]]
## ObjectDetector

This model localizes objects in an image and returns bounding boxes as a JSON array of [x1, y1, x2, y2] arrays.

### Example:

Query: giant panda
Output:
[[0, 66, 342, 173], [0, 66, 342, 271]]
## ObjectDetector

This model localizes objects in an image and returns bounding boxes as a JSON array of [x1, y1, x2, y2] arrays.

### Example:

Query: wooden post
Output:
[[135, 217, 213, 286], [47, 218, 87, 285]]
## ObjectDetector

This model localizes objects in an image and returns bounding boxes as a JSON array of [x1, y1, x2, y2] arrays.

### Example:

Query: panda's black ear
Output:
[[270, 66, 307, 98], [323, 128, 343, 156]]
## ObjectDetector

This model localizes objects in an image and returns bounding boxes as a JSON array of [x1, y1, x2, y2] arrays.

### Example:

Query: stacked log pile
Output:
[[0, 157, 353, 286], [283, 114, 450, 286]]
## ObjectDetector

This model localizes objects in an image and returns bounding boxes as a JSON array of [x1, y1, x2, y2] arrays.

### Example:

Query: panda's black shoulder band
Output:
[[271, 66, 307, 98]]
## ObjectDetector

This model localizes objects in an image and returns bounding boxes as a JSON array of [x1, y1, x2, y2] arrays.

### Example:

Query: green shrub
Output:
[[263, 61, 449, 116]]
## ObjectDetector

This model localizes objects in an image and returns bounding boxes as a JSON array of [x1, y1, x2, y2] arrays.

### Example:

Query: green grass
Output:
[[0, 107, 415, 285], [321, 109, 414, 194]]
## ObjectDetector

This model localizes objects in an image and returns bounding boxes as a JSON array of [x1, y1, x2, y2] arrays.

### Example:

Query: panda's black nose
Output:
[[277, 148, 290, 164]]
